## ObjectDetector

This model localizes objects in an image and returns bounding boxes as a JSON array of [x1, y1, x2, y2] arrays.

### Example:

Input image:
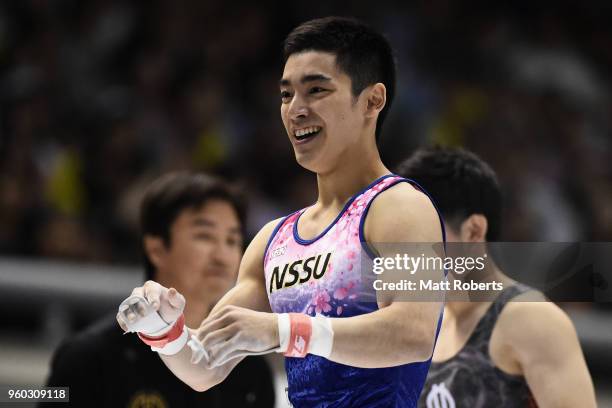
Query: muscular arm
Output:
[[496, 301, 596, 408], [328, 183, 444, 367], [149, 219, 280, 391]]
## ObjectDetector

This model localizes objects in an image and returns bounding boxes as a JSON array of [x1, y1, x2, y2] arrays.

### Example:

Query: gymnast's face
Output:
[[280, 51, 368, 173], [146, 199, 243, 304]]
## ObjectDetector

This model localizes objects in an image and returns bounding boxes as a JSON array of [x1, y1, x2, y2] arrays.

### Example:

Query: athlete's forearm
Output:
[[209, 278, 272, 316], [118, 279, 268, 392], [325, 302, 440, 368], [159, 328, 241, 391], [199, 301, 439, 369], [150, 284, 268, 391]]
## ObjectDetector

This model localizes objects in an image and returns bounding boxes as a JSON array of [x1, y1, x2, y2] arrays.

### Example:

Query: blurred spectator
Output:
[[40, 172, 275, 407]]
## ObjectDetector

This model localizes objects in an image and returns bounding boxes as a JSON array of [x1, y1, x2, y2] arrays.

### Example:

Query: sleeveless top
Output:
[[263, 174, 445, 408], [419, 284, 538, 408]]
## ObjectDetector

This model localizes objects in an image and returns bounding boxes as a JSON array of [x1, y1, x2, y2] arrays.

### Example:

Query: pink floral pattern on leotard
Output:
[[264, 175, 402, 317]]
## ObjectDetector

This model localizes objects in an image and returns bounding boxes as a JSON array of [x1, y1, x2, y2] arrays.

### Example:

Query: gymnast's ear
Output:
[[364, 83, 386, 118], [459, 214, 488, 242], [144, 235, 167, 269]]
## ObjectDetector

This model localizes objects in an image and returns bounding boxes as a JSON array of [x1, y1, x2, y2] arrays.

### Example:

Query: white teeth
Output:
[[295, 126, 320, 137]]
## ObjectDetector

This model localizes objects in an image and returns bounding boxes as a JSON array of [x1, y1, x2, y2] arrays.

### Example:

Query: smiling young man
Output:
[[118, 17, 445, 407]]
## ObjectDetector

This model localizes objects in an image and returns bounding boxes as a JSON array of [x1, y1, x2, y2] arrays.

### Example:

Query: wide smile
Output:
[[293, 126, 322, 144]]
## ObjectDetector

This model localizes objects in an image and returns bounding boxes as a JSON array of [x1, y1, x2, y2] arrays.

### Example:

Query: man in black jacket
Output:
[[41, 172, 275, 408]]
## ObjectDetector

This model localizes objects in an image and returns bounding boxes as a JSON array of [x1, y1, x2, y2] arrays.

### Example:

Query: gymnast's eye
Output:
[[194, 232, 214, 241], [280, 91, 292, 102]]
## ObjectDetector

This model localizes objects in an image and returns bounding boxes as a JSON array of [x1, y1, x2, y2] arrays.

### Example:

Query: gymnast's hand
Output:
[[116, 280, 186, 332], [194, 305, 279, 367]]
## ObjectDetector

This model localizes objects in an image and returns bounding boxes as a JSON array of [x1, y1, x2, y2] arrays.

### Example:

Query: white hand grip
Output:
[[118, 295, 171, 336]]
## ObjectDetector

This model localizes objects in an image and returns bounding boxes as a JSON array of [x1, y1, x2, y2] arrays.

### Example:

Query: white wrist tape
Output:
[[151, 327, 189, 355], [277, 313, 291, 353], [276, 313, 334, 358], [310, 315, 334, 357]]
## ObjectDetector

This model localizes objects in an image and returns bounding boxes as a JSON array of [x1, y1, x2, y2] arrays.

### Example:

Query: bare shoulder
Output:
[[365, 181, 441, 242], [495, 293, 578, 349], [251, 217, 286, 249], [371, 180, 430, 202]]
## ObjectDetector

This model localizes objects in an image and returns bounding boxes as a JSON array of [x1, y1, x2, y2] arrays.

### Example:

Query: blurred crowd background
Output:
[[2, 0, 611, 264], [1, 0, 611, 404]]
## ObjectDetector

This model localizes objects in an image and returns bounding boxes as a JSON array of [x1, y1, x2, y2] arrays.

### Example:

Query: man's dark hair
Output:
[[140, 172, 247, 281], [283, 17, 396, 141], [396, 146, 502, 241]]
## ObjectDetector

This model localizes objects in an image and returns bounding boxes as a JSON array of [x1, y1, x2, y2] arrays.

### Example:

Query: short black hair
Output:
[[140, 172, 247, 281], [283, 17, 396, 141], [396, 146, 502, 241]]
